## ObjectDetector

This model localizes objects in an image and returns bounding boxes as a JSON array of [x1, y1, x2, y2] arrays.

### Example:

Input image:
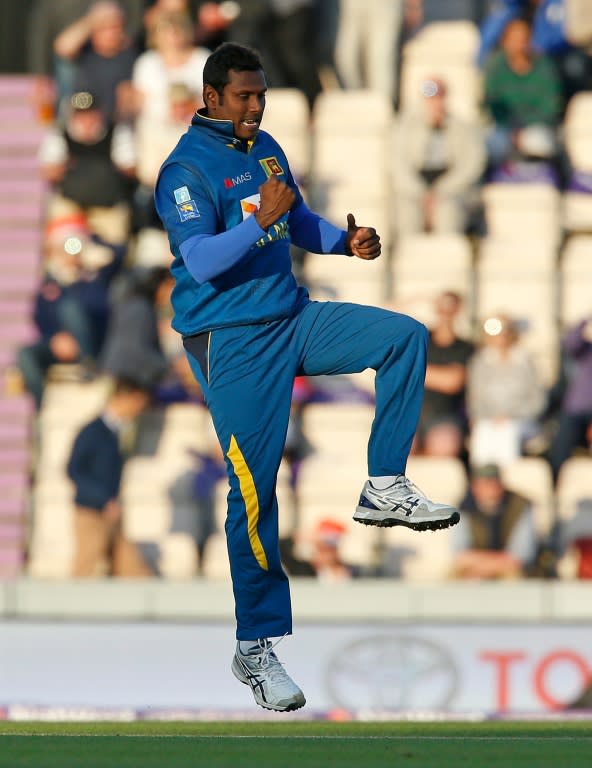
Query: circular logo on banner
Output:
[[326, 635, 459, 711]]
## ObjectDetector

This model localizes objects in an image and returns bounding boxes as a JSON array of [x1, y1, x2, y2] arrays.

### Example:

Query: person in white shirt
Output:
[[132, 10, 209, 120]]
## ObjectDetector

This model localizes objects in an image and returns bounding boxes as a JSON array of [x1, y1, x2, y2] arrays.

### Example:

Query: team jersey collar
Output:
[[191, 108, 256, 152]]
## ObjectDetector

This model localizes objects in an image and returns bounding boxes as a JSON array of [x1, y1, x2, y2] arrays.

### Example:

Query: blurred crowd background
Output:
[[0, 0, 592, 585]]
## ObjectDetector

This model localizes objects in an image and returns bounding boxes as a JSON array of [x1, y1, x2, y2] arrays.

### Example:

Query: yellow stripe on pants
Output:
[[227, 434, 269, 571]]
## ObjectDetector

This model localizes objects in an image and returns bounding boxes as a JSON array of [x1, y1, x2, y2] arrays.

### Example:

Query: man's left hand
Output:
[[345, 213, 381, 260]]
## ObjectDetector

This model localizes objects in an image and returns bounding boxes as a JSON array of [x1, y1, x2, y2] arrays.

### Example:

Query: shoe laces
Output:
[[389, 474, 426, 500], [256, 635, 290, 682]]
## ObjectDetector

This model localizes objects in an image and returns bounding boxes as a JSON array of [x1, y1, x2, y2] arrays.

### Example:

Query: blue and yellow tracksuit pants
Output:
[[184, 301, 428, 640]]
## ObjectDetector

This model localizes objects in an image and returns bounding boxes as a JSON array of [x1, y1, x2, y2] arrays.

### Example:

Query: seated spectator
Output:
[[484, 17, 563, 178], [467, 314, 546, 467], [134, 82, 200, 230], [225, 0, 322, 108], [67, 376, 154, 578], [452, 463, 539, 579], [416, 291, 474, 457], [39, 90, 136, 245], [53, 1, 138, 121], [478, 0, 592, 101], [188, 440, 226, 568], [280, 519, 355, 581], [393, 77, 485, 234], [560, 498, 592, 579], [17, 214, 124, 409], [549, 315, 592, 481], [100, 266, 173, 388], [131, 10, 209, 121], [310, 519, 354, 583]]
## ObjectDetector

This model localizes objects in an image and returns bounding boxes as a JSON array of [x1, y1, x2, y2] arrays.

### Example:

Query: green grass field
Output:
[[1, 720, 591, 768]]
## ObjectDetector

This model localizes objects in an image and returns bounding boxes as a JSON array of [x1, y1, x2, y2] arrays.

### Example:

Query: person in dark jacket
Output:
[[452, 463, 538, 579], [17, 213, 124, 409], [67, 376, 153, 577], [100, 265, 172, 388]]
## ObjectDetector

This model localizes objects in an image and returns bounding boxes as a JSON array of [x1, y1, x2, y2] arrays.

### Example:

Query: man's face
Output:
[[204, 68, 267, 140], [471, 477, 505, 514], [502, 20, 531, 58]]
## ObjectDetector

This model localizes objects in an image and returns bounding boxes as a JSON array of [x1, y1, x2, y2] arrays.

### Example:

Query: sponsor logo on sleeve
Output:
[[259, 157, 284, 178], [174, 186, 191, 204], [176, 200, 200, 221], [240, 193, 261, 220]]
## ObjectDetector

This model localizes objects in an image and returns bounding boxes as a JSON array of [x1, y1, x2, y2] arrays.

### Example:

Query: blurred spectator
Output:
[[452, 463, 539, 579], [416, 291, 474, 458], [549, 316, 592, 480], [100, 266, 173, 388], [155, 352, 206, 404], [227, 0, 322, 108], [478, 0, 592, 101], [189, 441, 226, 566], [310, 519, 354, 582], [53, 1, 138, 121], [467, 314, 546, 467], [134, 82, 200, 230], [195, 1, 240, 47], [280, 519, 355, 581], [67, 376, 154, 577], [334, 0, 403, 104], [142, 0, 239, 49], [405, 0, 487, 32], [17, 214, 124, 409], [131, 11, 209, 121], [143, 0, 191, 42], [27, 0, 143, 121], [484, 18, 562, 176], [393, 77, 485, 234], [39, 90, 136, 245], [560, 497, 592, 579], [479, 0, 569, 65]]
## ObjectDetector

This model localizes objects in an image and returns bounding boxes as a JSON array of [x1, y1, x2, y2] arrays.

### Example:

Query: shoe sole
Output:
[[353, 509, 460, 531], [231, 656, 306, 713]]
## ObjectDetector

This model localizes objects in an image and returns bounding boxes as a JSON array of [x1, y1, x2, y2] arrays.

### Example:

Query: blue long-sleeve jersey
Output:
[[155, 110, 349, 337]]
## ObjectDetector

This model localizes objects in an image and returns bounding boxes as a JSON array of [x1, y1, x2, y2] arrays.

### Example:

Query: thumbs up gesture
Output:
[[345, 213, 381, 260]]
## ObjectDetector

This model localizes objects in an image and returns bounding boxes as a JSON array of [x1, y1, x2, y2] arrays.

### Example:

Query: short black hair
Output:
[[202, 42, 263, 96], [112, 376, 152, 396]]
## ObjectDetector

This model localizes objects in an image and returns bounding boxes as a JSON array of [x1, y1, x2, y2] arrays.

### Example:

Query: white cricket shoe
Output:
[[354, 475, 460, 531], [231, 638, 306, 712]]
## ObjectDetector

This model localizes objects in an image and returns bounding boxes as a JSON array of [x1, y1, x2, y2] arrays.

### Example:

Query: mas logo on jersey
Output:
[[240, 193, 260, 220], [176, 200, 200, 221], [174, 186, 191, 204], [224, 172, 252, 189], [259, 156, 284, 178]]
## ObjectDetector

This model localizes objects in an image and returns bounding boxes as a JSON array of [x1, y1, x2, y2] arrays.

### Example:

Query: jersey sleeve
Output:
[[154, 162, 219, 250]]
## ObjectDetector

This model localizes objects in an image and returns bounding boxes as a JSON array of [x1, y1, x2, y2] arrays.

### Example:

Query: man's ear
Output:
[[203, 84, 220, 108]]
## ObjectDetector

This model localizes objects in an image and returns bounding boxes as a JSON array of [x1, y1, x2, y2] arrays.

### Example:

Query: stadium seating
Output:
[[475, 242, 559, 385], [500, 457, 555, 539], [391, 234, 474, 331], [262, 88, 312, 185], [399, 21, 482, 121], [556, 456, 592, 525], [559, 236, 592, 329], [482, 183, 562, 245], [310, 89, 394, 249]]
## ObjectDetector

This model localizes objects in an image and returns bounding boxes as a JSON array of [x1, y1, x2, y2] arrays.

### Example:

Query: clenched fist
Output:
[[255, 175, 295, 230]]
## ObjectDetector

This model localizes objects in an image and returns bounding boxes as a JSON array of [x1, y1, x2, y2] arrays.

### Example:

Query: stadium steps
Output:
[[0, 75, 47, 577]]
